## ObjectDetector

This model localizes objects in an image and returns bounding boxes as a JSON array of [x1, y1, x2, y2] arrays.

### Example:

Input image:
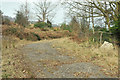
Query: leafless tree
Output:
[[63, 0, 120, 29], [34, 0, 57, 22], [62, 1, 92, 39], [20, 0, 30, 21]]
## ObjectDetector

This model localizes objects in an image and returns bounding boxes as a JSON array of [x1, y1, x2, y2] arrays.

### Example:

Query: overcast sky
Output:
[[1, 0, 69, 25], [0, 0, 109, 26]]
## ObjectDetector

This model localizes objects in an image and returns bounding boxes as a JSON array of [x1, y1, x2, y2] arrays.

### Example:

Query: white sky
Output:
[[1, 0, 61, 2], [1, 0, 112, 25], [1, 0, 68, 25]]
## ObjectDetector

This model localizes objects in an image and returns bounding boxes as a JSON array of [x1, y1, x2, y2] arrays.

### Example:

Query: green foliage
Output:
[[61, 23, 72, 32], [15, 11, 29, 27], [47, 19, 52, 28], [89, 25, 114, 43], [34, 22, 49, 28], [110, 15, 120, 42]]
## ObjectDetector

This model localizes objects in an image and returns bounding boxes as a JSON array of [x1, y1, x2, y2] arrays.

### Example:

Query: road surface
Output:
[[19, 41, 112, 78]]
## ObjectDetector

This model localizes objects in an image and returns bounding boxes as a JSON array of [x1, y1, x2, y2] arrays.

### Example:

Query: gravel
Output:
[[20, 41, 112, 78]]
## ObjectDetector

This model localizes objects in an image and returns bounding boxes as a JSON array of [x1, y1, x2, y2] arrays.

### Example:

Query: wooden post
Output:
[[100, 31, 103, 45]]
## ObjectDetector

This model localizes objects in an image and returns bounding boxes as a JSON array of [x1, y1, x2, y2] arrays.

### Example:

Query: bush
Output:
[[16, 32, 41, 41], [61, 23, 72, 32], [3, 27, 17, 35], [41, 28, 49, 31], [2, 27, 41, 41], [15, 11, 29, 27], [31, 32, 41, 40], [47, 20, 52, 28], [34, 22, 49, 28]]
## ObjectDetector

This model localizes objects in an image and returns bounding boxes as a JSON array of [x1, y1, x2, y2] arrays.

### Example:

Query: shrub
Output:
[[15, 11, 29, 27], [3, 27, 17, 35], [16, 32, 24, 40], [61, 23, 72, 32], [47, 20, 52, 28], [16, 32, 41, 41], [34, 22, 48, 28], [41, 28, 49, 31], [2, 27, 41, 41], [31, 32, 41, 40]]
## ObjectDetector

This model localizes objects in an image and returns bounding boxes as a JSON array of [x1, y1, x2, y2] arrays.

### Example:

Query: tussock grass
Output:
[[51, 37, 118, 77], [2, 36, 35, 78]]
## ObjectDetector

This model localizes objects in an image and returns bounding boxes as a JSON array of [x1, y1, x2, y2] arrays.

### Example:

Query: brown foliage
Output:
[[70, 35, 87, 44], [2, 25, 72, 41], [2, 26, 41, 41]]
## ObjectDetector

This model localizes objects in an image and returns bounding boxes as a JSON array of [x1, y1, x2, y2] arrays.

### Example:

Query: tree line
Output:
[[0, 0, 120, 45], [62, 0, 120, 44]]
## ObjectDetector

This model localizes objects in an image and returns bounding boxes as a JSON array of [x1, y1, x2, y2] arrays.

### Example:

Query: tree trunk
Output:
[[88, 7, 90, 29], [91, 3, 95, 42], [104, 2, 107, 28], [118, 2, 120, 15], [100, 32, 103, 45], [105, 15, 110, 29], [43, 13, 46, 22]]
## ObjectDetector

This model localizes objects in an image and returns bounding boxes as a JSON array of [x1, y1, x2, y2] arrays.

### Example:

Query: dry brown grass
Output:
[[2, 36, 35, 78], [51, 37, 118, 77], [1, 36, 118, 78]]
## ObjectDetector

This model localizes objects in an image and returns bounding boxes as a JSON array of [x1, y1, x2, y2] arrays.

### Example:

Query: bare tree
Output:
[[15, 11, 29, 27], [20, 0, 30, 21], [85, 0, 120, 29], [34, 0, 57, 22], [62, 1, 91, 39], [69, 16, 80, 34], [14, 0, 30, 27], [64, 0, 120, 29]]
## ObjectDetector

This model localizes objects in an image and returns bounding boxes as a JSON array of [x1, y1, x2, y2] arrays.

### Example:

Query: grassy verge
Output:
[[51, 37, 118, 77], [2, 36, 36, 78]]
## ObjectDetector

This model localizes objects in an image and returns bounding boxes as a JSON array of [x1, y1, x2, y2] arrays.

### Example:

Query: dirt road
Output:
[[19, 41, 112, 78]]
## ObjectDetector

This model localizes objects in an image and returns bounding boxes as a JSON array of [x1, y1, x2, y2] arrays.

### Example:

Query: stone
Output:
[[100, 41, 114, 50]]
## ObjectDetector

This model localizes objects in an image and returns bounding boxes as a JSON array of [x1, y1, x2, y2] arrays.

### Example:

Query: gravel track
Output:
[[20, 41, 112, 78]]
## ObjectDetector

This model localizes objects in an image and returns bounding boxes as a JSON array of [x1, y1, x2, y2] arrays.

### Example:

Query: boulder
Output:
[[100, 41, 114, 50]]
